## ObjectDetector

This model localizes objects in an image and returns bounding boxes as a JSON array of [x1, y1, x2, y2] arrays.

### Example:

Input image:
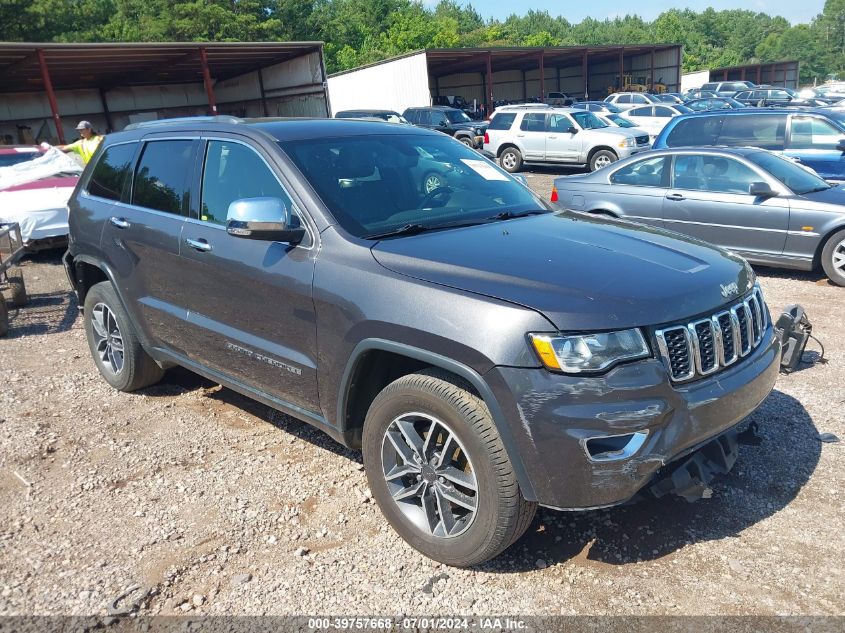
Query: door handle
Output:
[[185, 237, 212, 253], [548, 135, 557, 139], [665, 193, 686, 201], [109, 216, 130, 229], [516, 134, 525, 138]]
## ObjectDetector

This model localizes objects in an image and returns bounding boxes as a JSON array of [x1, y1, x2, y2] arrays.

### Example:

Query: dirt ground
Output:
[[0, 173, 843, 617]]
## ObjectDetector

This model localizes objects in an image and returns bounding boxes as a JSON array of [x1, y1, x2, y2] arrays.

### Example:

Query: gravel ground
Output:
[[0, 172, 843, 618]]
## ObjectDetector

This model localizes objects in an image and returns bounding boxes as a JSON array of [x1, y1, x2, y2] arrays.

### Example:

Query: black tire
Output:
[[589, 149, 617, 172], [820, 228, 845, 287], [83, 281, 164, 391], [0, 298, 8, 337], [362, 369, 537, 567], [457, 136, 473, 147], [499, 147, 523, 173], [421, 171, 445, 194], [6, 266, 27, 307]]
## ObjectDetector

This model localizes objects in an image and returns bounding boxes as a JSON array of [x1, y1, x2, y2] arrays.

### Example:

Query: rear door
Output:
[[98, 136, 196, 350], [626, 106, 657, 135], [175, 134, 321, 412], [606, 154, 670, 226], [786, 114, 845, 182], [516, 113, 547, 160], [662, 153, 790, 257]]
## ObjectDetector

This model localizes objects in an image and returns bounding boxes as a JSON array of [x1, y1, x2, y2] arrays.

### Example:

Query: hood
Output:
[[591, 127, 637, 140], [794, 183, 845, 209], [453, 121, 488, 131], [371, 213, 755, 331]]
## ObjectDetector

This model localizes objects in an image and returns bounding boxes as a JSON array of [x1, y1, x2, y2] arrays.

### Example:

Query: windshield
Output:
[[445, 110, 472, 124], [571, 111, 608, 130], [279, 134, 549, 239], [603, 102, 623, 113], [747, 151, 831, 195], [0, 151, 39, 168], [821, 109, 845, 127], [606, 114, 636, 128], [644, 94, 660, 103]]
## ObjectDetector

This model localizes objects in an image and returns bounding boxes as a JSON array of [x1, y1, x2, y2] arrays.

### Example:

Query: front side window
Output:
[[610, 155, 669, 187], [790, 116, 845, 150], [673, 154, 760, 194], [616, 94, 631, 104], [279, 134, 548, 239], [570, 111, 607, 130], [200, 141, 294, 226], [548, 114, 574, 132], [88, 143, 136, 201], [404, 110, 419, 124], [718, 114, 786, 150], [632, 95, 648, 104], [520, 113, 547, 132], [445, 110, 471, 124], [131, 140, 193, 215]]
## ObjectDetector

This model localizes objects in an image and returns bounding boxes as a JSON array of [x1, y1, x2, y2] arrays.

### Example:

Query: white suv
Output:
[[484, 106, 650, 173], [603, 92, 660, 110]]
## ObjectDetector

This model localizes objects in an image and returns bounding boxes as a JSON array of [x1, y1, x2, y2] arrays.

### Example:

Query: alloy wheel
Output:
[[381, 412, 478, 539], [594, 154, 612, 169], [833, 238, 845, 273], [501, 153, 517, 170], [91, 302, 124, 375]]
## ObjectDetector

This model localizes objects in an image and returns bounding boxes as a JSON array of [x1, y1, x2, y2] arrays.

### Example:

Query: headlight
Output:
[[618, 137, 635, 148], [529, 329, 650, 374]]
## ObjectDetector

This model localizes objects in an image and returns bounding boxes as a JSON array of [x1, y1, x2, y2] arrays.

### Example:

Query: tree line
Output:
[[1, 0, 844, 84]]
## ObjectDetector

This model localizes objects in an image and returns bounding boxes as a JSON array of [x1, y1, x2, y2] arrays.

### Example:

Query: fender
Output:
[[338, 338, 537, 501]]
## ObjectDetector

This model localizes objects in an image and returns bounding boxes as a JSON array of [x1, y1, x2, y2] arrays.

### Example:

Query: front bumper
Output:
[[486, 326, 780, 509]]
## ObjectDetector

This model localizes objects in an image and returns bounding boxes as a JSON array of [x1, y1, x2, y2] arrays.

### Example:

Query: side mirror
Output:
[[226, 197, 305, 244], [837, 139, 845, 153], [749, 182, 777, 198], [567, 126, 579, 134]]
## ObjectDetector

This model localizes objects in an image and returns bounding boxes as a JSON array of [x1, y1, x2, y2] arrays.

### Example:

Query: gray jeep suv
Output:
[[64, 117, 780, 567]]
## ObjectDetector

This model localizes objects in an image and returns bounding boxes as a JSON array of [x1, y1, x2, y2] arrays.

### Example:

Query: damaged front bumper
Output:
[[486, 325, 780, 510]]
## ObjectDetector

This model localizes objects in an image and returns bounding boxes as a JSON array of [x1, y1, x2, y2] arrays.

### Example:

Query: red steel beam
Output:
[[37, 49, 64, 144], [199, 47, 218, 115]]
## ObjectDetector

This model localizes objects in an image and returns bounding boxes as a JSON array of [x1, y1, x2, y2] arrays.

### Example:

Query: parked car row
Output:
[[335, 106, 488, 148]]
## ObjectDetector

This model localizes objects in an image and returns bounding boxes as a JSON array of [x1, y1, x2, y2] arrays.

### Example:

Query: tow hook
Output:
[[649, 430, 740, 502]]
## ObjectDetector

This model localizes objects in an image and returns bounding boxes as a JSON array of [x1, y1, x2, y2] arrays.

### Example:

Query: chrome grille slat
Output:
[[656, 288, 768, 383]]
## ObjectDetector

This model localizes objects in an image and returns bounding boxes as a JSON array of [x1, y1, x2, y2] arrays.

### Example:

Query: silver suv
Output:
[[484, 106, 650, 173]]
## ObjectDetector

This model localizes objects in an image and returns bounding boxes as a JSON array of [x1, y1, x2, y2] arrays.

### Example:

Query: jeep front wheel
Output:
[[362, 369, 536, 567]]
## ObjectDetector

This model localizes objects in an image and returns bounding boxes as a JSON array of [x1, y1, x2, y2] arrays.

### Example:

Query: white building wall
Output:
[[327, 52, 430, 115], [682, 70, 710, 92]]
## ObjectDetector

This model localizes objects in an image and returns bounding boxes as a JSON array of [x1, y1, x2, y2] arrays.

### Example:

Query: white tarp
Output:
[[0, 147, 82, 191], [0, 147, 80, 242]]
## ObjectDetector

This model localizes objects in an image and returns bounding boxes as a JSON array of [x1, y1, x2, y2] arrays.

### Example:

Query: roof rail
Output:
[[123, 115, 244, 131]]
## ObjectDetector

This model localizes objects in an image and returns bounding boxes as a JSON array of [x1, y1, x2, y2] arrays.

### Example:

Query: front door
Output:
[[545, 112, 582, 162], [786, 115, 845, 182], [176, 136, 321, 413], [662, 154, 790, 258]]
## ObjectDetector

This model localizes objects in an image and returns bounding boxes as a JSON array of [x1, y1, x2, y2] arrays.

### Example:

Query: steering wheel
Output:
[[418, 186, 453, 210]]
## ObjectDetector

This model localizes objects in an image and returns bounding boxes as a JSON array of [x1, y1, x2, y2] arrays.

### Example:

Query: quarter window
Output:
[[610, 156, 669, 187], [488, 113, 517, 130], [88, 143, 136, 202], [200, 141, 295, 227], [673, 155, 759, 194], [131, 140, 193, 215]]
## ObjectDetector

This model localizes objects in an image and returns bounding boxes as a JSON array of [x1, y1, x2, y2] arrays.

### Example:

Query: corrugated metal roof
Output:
[[0, 42, 324, 93]]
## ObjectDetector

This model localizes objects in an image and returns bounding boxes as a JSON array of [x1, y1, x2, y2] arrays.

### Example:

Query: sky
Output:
[[468, 0, 826, 25]]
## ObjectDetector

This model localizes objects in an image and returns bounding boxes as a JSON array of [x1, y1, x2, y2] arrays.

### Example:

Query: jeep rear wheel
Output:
[[499, 148, 523, 173], [821, 228, 845, 287], [84, 281, 165, 391], [458, 136, 473, 147], [362, 369, 536, 567]]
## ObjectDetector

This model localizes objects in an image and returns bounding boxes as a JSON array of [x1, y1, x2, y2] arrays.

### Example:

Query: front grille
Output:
[[655, 287, 768, 383], [636, 135, 650, 145]]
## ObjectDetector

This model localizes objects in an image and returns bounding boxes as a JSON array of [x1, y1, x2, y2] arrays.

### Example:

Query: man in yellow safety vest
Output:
[[57, 120, 103, 165]]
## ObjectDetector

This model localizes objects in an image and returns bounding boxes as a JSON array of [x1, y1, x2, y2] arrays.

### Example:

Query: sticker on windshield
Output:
[[460, 159, 510, 181]]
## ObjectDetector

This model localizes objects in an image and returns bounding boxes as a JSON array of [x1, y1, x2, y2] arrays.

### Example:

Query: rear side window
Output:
[[488, 113, 517, 130], [665, 116, 723, 147], [520, 113, 546, 132], [718, 114, 786, 150], [87, 143, 136, 201], [200, 141, 293, 226], [616, 95, 631, 104], [131, 140, 194, 215], [610, 155, 669, 187]]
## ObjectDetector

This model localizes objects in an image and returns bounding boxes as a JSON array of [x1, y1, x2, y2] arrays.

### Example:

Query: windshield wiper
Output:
[[487, 209, 549, 221], [804, 185, 831, 194], [366, 223, 431, 240]]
